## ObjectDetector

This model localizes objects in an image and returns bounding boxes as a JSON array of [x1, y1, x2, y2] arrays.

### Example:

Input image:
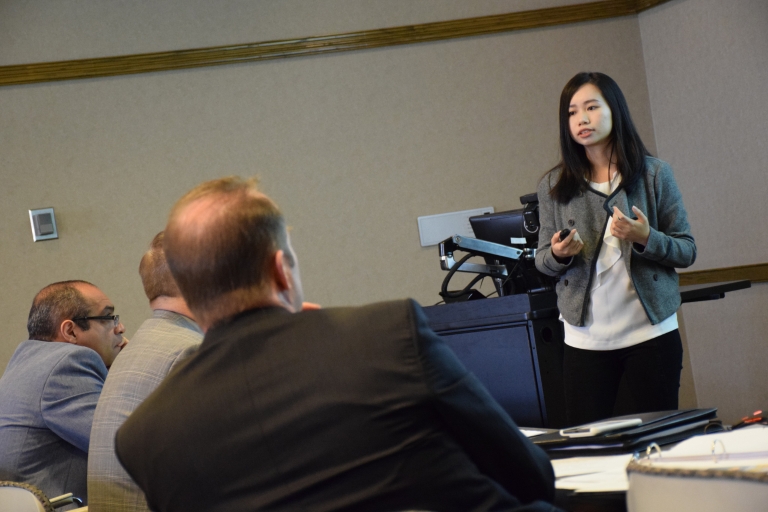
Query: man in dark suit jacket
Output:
[[115, 177, 559, 512]]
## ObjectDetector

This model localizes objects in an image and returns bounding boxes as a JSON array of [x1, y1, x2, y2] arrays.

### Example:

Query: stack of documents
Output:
[[553, 453, 633, 493], [532, 408, 719, 457]]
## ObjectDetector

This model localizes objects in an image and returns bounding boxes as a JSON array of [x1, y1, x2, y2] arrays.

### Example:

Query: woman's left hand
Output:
[[611, 206, 650, 246]]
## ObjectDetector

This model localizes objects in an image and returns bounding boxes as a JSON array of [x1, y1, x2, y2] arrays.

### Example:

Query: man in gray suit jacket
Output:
[[0, 280, 127, 503], [115, 177, 559, 512], [88, 232, 203, 512]]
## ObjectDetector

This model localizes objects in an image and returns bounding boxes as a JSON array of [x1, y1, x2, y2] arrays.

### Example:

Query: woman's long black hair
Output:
[[548, 72, 651, 203]]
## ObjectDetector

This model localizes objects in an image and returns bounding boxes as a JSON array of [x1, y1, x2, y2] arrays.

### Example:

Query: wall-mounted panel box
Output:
[[29, 208, 59, 242]]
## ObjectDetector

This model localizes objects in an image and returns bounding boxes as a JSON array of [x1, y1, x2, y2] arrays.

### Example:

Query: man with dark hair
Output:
[[116, 177, 557, 512], [88, 232, 203, 512], [0, 281, 127, 504]]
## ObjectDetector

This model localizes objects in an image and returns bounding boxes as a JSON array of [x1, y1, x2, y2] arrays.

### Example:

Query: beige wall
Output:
[[0, 0, 591, 65], [4, 0, 763, 426], [0, 2, 654, 371], [639, 0, 768, 424]]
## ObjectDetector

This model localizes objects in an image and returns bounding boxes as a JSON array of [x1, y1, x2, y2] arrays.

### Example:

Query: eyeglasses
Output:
[[72, 315, 120, 327]]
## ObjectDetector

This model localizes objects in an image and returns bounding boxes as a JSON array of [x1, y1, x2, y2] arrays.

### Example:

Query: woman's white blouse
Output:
[[562, 177, 678, 350]]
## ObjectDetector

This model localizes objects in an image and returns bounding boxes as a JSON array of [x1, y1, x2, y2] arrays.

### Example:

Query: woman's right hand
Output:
[[551, 229, 583, 261]]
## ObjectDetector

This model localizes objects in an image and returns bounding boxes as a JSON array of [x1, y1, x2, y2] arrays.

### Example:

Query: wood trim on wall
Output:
[[679, 263, 768, 286], [0, 0, 670, 87]]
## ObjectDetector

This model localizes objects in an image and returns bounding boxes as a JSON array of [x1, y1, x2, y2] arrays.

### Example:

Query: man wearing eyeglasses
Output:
[[0, 280, 127, 505]]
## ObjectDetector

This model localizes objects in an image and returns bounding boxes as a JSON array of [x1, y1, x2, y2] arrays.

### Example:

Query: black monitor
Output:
[[469, 209, 529, 248], [469, 193, 540, 249], [468, 194, 552, 296]]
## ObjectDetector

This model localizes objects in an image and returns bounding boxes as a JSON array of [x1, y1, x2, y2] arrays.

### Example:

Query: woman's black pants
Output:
[[562, 329, 684, 426]]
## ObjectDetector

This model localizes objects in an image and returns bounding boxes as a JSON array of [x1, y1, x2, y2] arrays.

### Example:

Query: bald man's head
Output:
[[164, 177, 298, 327]]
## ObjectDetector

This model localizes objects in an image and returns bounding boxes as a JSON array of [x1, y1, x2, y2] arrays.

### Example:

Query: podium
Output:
[[423, 292, 567, 428], [423, 281, 751, 429]]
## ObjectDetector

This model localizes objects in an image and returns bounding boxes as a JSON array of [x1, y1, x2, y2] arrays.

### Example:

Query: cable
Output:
[[439, 253, 487, 300], [484, 259, 521, 298]]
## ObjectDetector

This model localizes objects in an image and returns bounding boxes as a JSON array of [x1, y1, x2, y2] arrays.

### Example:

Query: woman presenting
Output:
[[535, 72, 696, 426]]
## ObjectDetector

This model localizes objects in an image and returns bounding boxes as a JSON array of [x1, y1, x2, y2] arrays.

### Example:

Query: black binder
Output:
[[532, 408, 721, 458]]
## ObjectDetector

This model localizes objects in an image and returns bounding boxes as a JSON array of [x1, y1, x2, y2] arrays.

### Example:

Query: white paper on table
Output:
[[520, 429, 549, 438], [552, 454, 632, 492]]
